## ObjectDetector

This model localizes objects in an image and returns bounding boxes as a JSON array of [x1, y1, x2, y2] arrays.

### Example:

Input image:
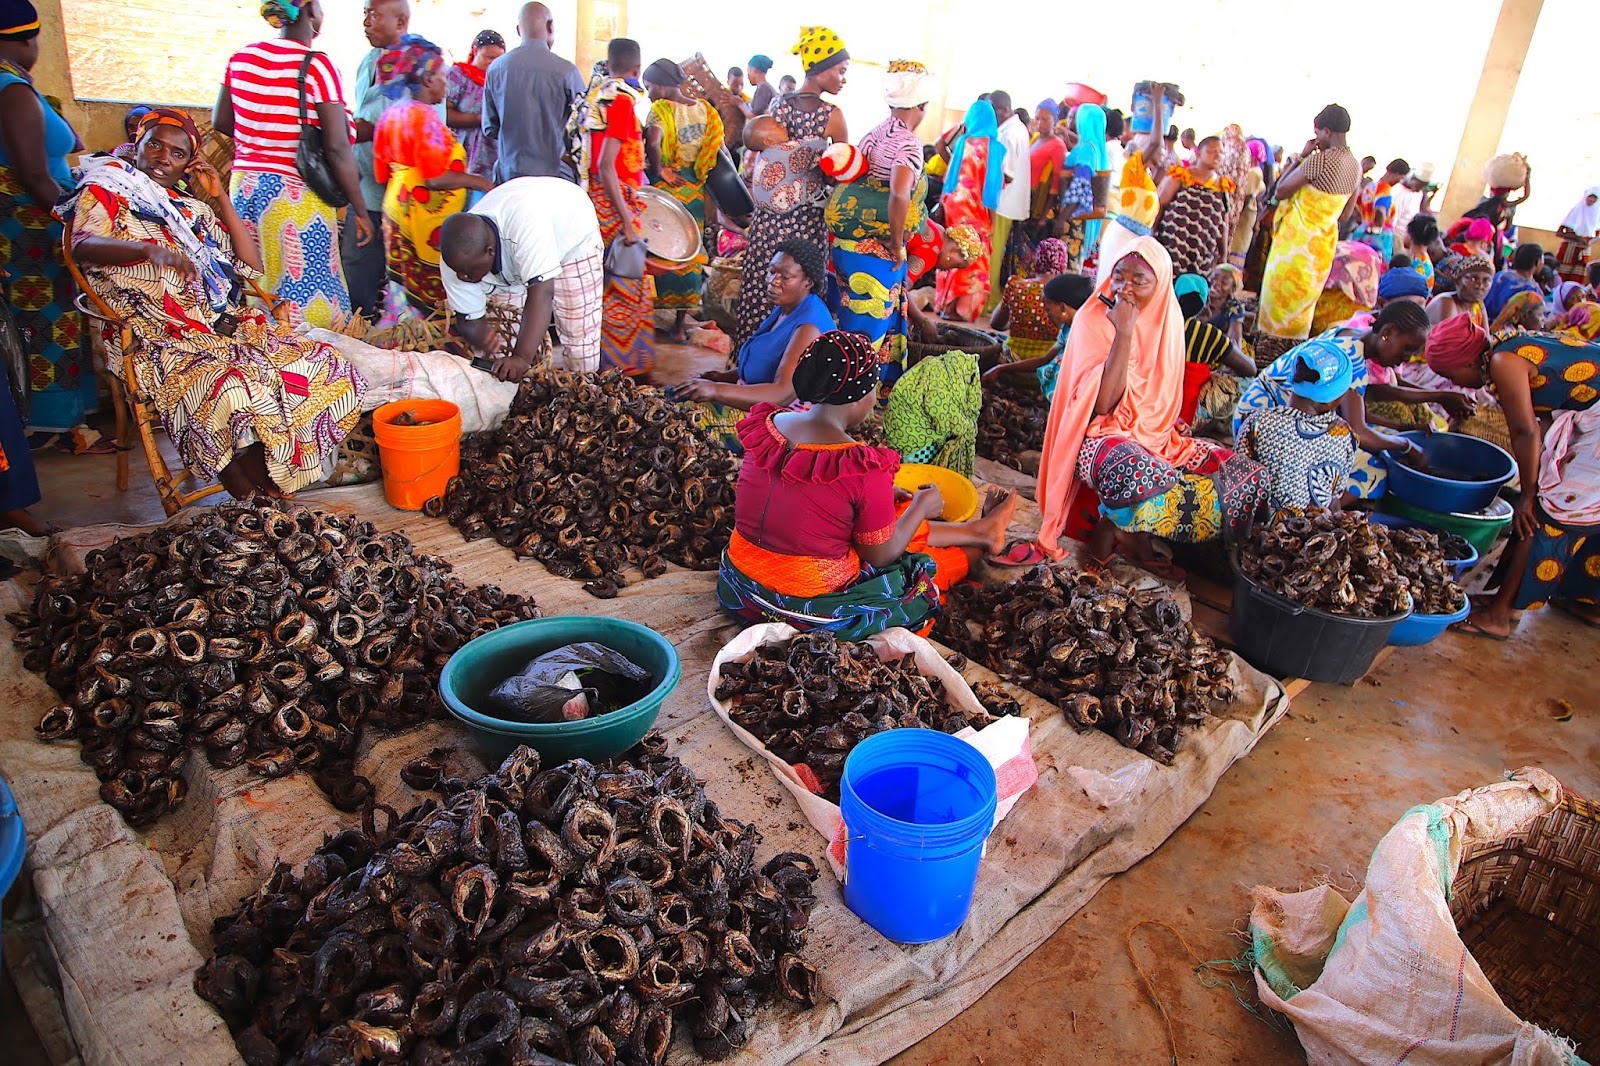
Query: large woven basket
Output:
[[1449, 787, 1599, 1059], [908, 323, 1005, 372]]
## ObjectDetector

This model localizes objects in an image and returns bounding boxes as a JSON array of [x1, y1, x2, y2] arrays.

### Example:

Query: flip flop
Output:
[[1448, 618, 1510, 642], [988, 541, 1045, 567]]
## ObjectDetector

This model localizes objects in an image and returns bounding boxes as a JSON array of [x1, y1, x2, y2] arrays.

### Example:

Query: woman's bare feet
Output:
[[969, 488, 1018, 553]]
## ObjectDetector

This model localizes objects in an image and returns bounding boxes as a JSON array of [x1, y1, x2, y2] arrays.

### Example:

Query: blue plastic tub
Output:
[[839, 730, 997, 944], [0, 774, 25, 969], [1384, 431, 1514, 514], [1388, 598, 1471, 646], [438, 617, 681, 764], [1365, 512, 1480, 580]]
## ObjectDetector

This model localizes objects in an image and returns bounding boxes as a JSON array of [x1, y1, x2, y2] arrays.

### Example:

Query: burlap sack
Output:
[[1250, 768, 1583, 1066]]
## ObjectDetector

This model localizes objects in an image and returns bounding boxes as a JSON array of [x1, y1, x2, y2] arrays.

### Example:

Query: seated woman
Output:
[[1175, 272, 1256, 430], [1034, 237, 1269, 577], [717, 331, 1016, 639], [674, 240, 834, 447], [982, 272, 1094, 400], [883, 350, 983, 473], [1427, 253, 1493, 328], [374, 36, 493, 316], [990, 238, 1071, 361], [1422, 316, 1600, 636], [66, 109, 365, 498], [1309, 241, 1383, 335], [1238, 339, 1358, 517]]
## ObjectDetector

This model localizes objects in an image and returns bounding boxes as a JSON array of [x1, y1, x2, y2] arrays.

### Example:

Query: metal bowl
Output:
[[636, 186, 703, 265]]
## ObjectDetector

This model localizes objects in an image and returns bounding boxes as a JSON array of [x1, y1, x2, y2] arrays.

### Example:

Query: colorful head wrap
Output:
[[1564, 303, 1600, 342], [642, 58, 684, 88], [1290, 337, 1356, 403], [1456, 252, 1494, 278], [134, 107, 201, 154], [1036, 98, 1059, 120], [748, 54, 774, 73], [791, 331, 878, 405], [1377, 268, 1431, 301], [1173, 273, 1210, 306], [259, 0, 302, 29], [1465, 217, 1495, 242], [793, 26, 848, 76], [948, 99, 1005, 211], [0, 0, 39, 40], [377, 35, 445, 101], [472, 29, 504, 52], [1247, 138, 1267, 165], [1424, 314, 1489, 376], [1491, 289, 1545, 330], [122, 104, 154, 139], [945, 223, 981, 265], [884, 60, 934, 109], [1032, 238, 1069, 276]]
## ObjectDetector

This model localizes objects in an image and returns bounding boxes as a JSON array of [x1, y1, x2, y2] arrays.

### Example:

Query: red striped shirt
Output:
[[224, 39, 346, 178]]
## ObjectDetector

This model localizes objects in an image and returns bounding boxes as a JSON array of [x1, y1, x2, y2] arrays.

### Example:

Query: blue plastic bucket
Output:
[[1130, 81, 1176, 134], [839, 730, 997, 943], [0, 774, 25, 970]]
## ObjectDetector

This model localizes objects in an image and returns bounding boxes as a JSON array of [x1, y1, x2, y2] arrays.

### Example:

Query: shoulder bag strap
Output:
[[297, 50, 316, 124]]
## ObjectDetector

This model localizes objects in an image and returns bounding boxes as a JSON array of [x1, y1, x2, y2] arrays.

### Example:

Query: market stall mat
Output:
[[0, 482, 1288, 1066]]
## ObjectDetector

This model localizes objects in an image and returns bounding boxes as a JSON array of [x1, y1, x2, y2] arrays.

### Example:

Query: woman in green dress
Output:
[[644, 59, 724, 343]]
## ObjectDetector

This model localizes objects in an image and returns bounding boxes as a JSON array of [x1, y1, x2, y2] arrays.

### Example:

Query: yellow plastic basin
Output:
[[894, 463, 981, 523]]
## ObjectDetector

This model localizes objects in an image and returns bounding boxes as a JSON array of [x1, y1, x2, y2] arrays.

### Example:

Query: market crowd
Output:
[[1, 0, 1597, 639]]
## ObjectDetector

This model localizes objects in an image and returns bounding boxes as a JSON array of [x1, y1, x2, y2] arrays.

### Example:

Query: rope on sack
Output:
[[1124, 919, 1291, 1064]]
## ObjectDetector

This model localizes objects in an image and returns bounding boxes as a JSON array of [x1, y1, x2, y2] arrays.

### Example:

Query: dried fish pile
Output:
[[195, 739, 821, 1065], [1238, 509, 1411, 618], [936, 566, 1233, 763], [14, 500, 539, 825], [714, 631, 999, 802], [427, 368, 737, 598], [976, 380, 1048, 470], [1385, 527, 1467, 615]]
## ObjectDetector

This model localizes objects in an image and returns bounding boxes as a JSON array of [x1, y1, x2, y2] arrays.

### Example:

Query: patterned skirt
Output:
[[735, 203, 828, 348], [1516, 505, 1600, 610], [230, 170, 351, 330], [0, 164, 91, 432], [653, 182, 708, 311], [1079, 434, 1267, 544], [590, 182, 657, 374], [1151, 184, 1230, 278]]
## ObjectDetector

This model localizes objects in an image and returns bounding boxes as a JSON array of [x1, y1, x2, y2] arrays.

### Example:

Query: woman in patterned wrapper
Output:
[[63, 110, 366, 499]]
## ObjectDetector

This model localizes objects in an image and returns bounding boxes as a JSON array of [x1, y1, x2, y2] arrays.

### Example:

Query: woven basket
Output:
[[908, 323, 1005, 372], [326, 411, 381, 486], [1449, 787, 1599, 1059], [702, 257, 743, 335], [198, 124, 234, 189]]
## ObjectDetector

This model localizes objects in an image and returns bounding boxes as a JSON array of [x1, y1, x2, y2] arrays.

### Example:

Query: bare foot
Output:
[[970, 489, 1018, 554], [1450, 607, 1513, 640]]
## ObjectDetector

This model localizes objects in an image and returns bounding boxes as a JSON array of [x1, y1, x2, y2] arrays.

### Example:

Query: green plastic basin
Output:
[[438, 616, 681, 763], [1380, 495, 1514, 557]]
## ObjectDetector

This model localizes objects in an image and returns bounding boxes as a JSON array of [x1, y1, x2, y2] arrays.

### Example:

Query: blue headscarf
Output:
[[1377, 268, 1431, 301], [1064, 103, 1108, 250], [947, 99, 1005, 211]]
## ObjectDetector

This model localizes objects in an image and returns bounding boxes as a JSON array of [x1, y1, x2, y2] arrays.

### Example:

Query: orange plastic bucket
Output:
[[372, 399, 462, 511]]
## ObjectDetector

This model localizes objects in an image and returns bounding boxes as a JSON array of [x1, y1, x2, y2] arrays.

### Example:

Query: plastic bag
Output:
[[485, 642, 652, 723]]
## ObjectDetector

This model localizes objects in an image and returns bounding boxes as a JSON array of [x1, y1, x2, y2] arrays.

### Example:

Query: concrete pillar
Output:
[[573, 0, 626, 75], [1440, 0, 1544, 221]]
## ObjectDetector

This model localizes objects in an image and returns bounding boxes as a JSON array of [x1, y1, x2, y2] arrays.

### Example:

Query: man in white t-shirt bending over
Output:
[[440, 176, 605, 377]]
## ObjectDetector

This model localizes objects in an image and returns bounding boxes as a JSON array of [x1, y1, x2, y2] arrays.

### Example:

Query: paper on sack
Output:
[[707, 623, 1039, 879]]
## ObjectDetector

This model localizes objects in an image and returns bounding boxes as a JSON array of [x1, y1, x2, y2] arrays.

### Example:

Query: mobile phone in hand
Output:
[[1097, 293, 1116, 309]]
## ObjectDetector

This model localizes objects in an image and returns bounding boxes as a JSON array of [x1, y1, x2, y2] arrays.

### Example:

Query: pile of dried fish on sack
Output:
[[1378, 527, 1466, 615], [936, 566, 1235, 763], [195, 738, 822, 1065], [1237, 508, 1412, 618], [710, 629, 1010, 803], [427, 368, 738, 598], [13, 500, 539, 825], [976, 380, 1048, 472]]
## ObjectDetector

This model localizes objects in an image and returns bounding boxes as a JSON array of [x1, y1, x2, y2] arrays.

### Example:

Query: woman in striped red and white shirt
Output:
[[212, 0, 370, 328]]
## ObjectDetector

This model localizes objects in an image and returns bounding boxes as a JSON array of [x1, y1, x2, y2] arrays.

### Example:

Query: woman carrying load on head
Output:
[[1423, 315, 1600, 638], [1034, 237, 1269, 578], [643, 57, 725, 344], [717, 331, 1015, 639], [62, 109, 365, 499], [824, 60, 936, 385]]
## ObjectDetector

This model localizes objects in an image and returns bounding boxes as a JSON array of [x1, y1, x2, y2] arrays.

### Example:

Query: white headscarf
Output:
[[883, 60, 935, 110], [1559, 186, 1600, 237]]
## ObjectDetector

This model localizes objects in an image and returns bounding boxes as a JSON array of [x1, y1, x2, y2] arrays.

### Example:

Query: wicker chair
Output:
[[60, 215, 282, 516]]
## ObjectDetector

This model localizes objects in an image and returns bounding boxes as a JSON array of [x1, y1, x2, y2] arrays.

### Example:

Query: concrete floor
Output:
[[6, 363, 1599, 1064]]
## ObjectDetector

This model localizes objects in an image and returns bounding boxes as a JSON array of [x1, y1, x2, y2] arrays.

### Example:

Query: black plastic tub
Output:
[[1229, 566, 1411, 684]]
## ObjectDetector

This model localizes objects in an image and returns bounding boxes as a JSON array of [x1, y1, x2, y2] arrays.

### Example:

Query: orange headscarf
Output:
[[1036, 236, 1202, 556]]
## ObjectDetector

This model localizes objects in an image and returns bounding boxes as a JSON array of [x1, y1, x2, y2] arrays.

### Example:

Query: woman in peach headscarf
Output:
[[1036, 236, 1267, 575]]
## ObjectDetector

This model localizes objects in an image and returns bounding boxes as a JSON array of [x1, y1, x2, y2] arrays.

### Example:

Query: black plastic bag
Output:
[[485, 642, 653, 723]]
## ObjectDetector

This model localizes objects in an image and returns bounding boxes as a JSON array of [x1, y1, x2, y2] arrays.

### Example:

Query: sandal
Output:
[[1448, 618, 1511, 642], [988, 540, 1046, 567]]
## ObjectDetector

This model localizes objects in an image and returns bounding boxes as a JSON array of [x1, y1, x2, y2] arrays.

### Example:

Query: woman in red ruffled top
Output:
[[716, 331, 1016, 639]]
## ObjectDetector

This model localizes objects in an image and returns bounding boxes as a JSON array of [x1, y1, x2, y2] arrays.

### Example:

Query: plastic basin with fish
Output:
[[894, 464, 981, 522], [1381, 495, 1515, 557], [1383, 431, 1513, 514], [1387, 598, 1471, 646], [439, 617, 681, 763], [1365, 512, 1480, 579]]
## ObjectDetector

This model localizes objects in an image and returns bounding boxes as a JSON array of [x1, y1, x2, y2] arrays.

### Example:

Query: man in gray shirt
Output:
[[484, 2, 586, 184]]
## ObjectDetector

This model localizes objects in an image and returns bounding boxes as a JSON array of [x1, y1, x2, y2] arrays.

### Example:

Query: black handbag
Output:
[[294, 51, 350, 208]]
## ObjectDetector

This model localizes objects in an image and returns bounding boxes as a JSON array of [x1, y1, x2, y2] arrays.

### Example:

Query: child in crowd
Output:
[[982, 272, 1095, 399], [1239, 339, 1357, 516]]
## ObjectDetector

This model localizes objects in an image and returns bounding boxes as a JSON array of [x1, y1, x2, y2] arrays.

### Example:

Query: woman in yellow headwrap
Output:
[[733, 26, 849, 348]]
